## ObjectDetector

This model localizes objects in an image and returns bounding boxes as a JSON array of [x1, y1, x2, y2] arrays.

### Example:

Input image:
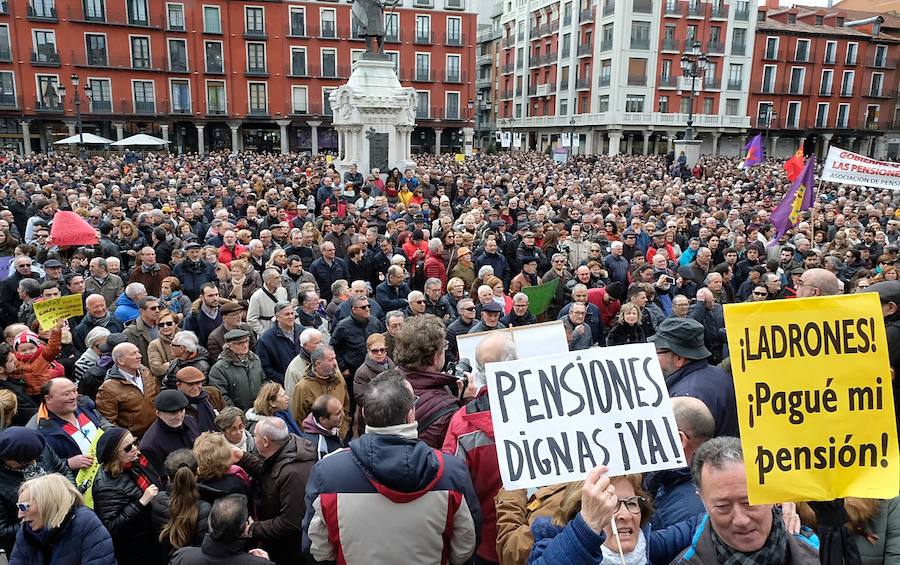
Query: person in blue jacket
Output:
[[10, 472, 115, 565], [528, 468, 697, 565]]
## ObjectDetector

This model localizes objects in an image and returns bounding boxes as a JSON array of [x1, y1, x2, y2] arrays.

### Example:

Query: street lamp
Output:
[[679, 42, 708, 141], [69, 74, 91, 158], [765, 108, 777, 156], [569, 116, 576, 158]]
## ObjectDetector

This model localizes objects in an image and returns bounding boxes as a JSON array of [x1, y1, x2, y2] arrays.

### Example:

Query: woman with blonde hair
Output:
[[0, 389, 16, 430], [10, 473, 115, 563], [605, 302, 646, 346], [218, 258, 260, 311], [147, 309, 178, 378], [266, 248, 288, 271], [245, 382, 299, 435], [193, 432, 252, 503]]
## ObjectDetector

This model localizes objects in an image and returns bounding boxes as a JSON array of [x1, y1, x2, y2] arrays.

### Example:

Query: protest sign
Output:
[[33, 293, 83, 330], [456, 320, 568, 369], [821, 146, 900, 190], [724, 294, 899, 504], [486, 343, 685, 490], [454, 153, 465, 163]]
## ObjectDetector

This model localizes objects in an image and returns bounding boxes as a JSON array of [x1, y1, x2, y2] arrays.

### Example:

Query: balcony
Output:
[[659, 76, 677, 88], [628, 74, 647, 86], [445, 33, 464, 47], [71, 52, 165, 71], [445, 70, 467, 83], [248, 107, 269, 117], [0, 47, 10, 62], [787, 83, 810, 96], [600, 39, 612, 51], [0, 94, 20, 109], [869, 56, 897, 69], [790, 52, 809, 63], [710, 3, 728, 18], [845, 56, 858, 66], [602, 1, 614, 16], [414, 31, 434, 45], [579, 7, 593, 22], [631, 38, 650, 50], [501, 89, 513, 99], [576, 78, 590, 90], [315, 64, 349, 79], [411, 68, 432, 82], [497, 111, 750, 130], [726, 79, 743, 90], [731, 43, 746, 57], [207, 105, 227, 116], [27, 3, 57, 21], [35, 98, 64, 112], [385, 31, 400, 43], [31, 48, 60, 66], [819, 86, 832, 96], [245, 66, 268, 77], [633, 0, 652, 14], [705, 77, 721, 89], [865, 88, 897, 99], [529, 27, 540, 39], [734, 7, 749, 21], [687, 3, 704, 17], [87, 99, 113, 113], [763, 48, 782, 61], [503, 36, 515, 48], [243, 28, 267, 40], [707, 41, 724, 54], [664, 2, 683, 16], [319, 23, 337, 39], [662, 38, 679, 52], [501, 62, 515, 74], [840, 87, 854, 97], [205, 60, 225, 74], [287, 22, 306, 37], [168, 59, 188, 73], [577, 44, 592, 57]]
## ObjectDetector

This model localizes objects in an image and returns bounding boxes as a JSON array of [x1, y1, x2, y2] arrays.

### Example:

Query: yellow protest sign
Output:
[[326, 155, 334, 164], [454, 153, 465, 162], [33, 293, 84, 330], [724, 293, 899, 504]]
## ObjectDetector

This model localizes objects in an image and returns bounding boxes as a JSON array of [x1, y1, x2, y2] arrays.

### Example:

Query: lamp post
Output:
[[69, 74, 91, 158], [679, 42, 708, 142], [569, 116, 576, 158], [765, 108, 777, 157]]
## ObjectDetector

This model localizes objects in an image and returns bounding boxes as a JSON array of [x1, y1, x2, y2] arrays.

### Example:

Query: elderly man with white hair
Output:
[[162, 331, 211, 389], [114, 282, 147, 324], [284, 328, 324, 399], [74, 293, 124, 352], [95, 342, 160, 437]]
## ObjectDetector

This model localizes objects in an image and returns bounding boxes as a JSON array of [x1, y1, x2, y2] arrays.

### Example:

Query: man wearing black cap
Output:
[[41, 258, 65, 286], [649, 317, 738, 437], [138, 389, 200, 478], [173, 242, 217, 301], [468, 301, 506, 334]]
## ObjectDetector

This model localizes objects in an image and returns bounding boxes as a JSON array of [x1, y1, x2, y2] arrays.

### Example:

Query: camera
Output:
[[447, 358, 472, 400]]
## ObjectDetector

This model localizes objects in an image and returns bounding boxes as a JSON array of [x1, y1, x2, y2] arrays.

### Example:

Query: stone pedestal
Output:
[[330, 57, 416, 176], [673, 139, 702, 168]]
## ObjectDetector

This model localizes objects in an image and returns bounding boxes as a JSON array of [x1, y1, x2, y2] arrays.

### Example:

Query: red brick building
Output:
[[0, 0, 476, 154], [749, 4, 900, 159]]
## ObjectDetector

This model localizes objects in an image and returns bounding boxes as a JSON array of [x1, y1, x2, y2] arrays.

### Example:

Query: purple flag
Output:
[[770, 155, 817, 245], [740, 134, 764, 169]]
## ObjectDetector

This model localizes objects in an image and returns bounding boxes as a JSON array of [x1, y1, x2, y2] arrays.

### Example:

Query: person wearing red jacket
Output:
[[443, 332, 519, 565], [423, 238, 448, 291]]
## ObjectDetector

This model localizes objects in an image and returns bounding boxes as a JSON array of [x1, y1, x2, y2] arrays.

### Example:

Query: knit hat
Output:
[[13, 331, 41, 351], [0, 428, 45, 463], [96, 426, 128, 465]]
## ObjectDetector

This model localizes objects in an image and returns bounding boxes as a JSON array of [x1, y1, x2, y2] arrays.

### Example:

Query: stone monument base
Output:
[[330, 58, 417, 178], [673, 139, 702, 168]]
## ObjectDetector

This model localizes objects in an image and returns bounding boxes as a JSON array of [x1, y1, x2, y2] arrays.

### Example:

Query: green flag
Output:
[[521, 277, 559, 316]]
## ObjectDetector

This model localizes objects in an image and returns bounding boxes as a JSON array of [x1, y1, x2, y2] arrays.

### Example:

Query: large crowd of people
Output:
[[0, 147, 897, 564]]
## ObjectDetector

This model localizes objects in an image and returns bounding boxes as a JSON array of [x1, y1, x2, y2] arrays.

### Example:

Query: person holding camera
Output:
[[390, 315, 477, 448]]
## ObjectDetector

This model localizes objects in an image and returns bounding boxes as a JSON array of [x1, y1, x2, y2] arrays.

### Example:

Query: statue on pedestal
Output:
[[351, 0, 400, 55]]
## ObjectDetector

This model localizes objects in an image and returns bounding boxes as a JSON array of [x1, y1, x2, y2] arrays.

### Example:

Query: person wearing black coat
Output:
[[330, 297, 385, 378], [91, 426, 163, 565], [169, 495, 274, 565], [139, 391, 201, 480], [173, 245, 219, 301], [0, 427, 74, 555]]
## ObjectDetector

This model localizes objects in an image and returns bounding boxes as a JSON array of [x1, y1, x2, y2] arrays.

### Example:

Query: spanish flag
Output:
[[783, 147, 805, 182]]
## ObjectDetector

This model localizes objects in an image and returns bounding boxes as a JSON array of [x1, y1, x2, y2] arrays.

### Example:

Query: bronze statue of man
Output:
[[351, 0, 399, 55]]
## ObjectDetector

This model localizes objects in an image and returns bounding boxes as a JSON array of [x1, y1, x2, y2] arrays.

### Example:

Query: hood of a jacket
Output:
[[349, 432, 443, 500], [114, 293, 137, 308], [269, 435, 317, 471], [300, 413, 339, 437], [645, 465, 693, 495]]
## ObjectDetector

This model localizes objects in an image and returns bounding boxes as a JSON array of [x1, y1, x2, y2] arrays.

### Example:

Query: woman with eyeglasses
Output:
[[91, 425, 162, 565], [10, 473, 115, 564], [147, 309, 178, 379], [529, 473, 698, 565], [353, 333, 396, 433], [747, 285, 770, 302]]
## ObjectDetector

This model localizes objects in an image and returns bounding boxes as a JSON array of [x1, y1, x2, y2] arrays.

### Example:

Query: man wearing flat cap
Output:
[[209, 329, 266, 412], [138, 389, 199, 478], [468, 301, 506, 334], [206, 300, 257, 363], [649, 317, 738, 437]]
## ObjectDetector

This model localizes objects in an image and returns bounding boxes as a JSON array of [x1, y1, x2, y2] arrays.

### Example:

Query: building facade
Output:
[[748, 5, 900, 160], [492, 0, 755, 156], [1, 0, 476, 154]]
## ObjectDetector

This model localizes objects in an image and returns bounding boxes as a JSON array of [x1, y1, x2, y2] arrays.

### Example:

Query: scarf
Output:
[[125, 454, 161, 492], [89, 311, 113, 327], [231, 277, 245, 300], [141, 263, 160, 274], [600, 528, 647, 565], [365, 421, 418, 439], [275, 409, 303, 436], [163, 291, 183, 313], [710, 506, 788, 565]]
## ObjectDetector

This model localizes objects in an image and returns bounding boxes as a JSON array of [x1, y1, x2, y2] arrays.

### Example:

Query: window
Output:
[[206, 80, 226, 113], [837, 103, 849, 127], [446, 91, 460, 119], [820, 69, 833, 95], [320, 9, 336, 38], [83, 0, 104, 21], [416, 15, 431, 43], [702, 97, 713, 114], [658, 95, 668, 112], [132, 79, 155, 113], [36, 75, 61, 108], [127, 0, 148, 26], [757, 102, 773, 125], [88, 78, 111, 111], [384, 13, 399, 41], [625, 94, 644, 112], [0, 72, 14, 107], [289, 7, 306, 36], [246, 42, 266, 73], [205, 41, 223, 73], [316, 48, 334, 77], [599, 59, 611, 86], [415, 53, 430, 81], [245, 7, 264, 35], [323, 87, 335, 116], [731, 28, 746, 55], [865, 104, 879, 127], [815, 103, 829, 128], [786, 101, 800, 127], [167, 3, 184, 30], [170, 79, 190, 112], [248, 82, 267, 114], [725, 98, 739, 116], [764, 37, 778, 59], [168, 39, 187, 72], [789, 67, 804, 95], [446, 54, 461, 82], [561, 33, 571, 57], [875, 45, 888, 67], [846, 43, 858, 65], [447, 17, 461, 45], [841, 70, 854, 96], [416, 90, 429, 118], [679, 97, 691, 114], [385, 50, 399, 73], [627, 57, 646, 86], [290, 47, 306, 76], [33, 30, 57, 62], [794, 39, 809, 62], [203, 6, 221, 33], [762, 65, 776, 93], [598, 94, 609, 112], [130, 36, 150, 69], [871, 72, 884, 96], [559, 98, 568, 115], [727, 63, 742, 89], [824, 41, 836, 64], [0, 26, 8, 61], [85, 34, 107, 66], [291, 86, 308, 113], [601, 23, 613, 49], [630, 21, 650, 50], [30, 0, 55, 19], [517, 47, 524, 68]]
